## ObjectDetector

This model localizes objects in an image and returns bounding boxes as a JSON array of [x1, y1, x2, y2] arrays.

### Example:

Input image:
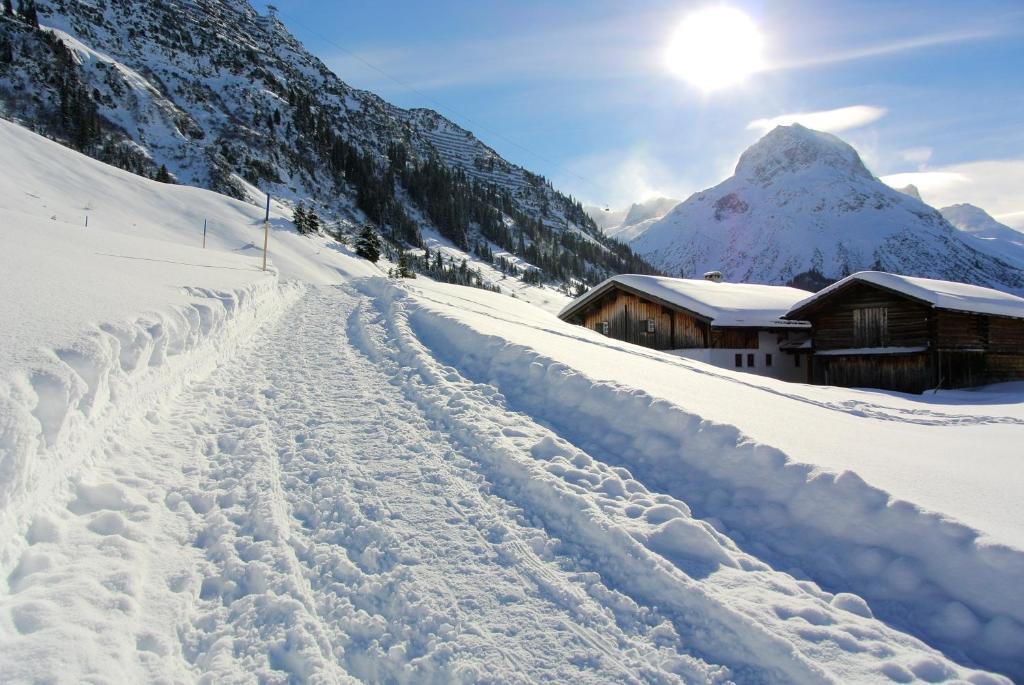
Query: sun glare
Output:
[[665, 6, 764, 92]]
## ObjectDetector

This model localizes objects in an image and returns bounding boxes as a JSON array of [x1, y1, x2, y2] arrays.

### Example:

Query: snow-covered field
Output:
[[1, 120, 1022, 682]]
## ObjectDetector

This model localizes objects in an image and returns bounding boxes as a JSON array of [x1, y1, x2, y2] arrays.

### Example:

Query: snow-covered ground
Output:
[[1, 120, 1022, 682]]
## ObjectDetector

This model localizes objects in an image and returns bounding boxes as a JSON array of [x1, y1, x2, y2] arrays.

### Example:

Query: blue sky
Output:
[[263, 1, 1024, 226]]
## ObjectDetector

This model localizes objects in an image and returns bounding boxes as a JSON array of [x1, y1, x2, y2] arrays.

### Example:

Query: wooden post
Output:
[[85, 215, 88, 227], [261, 192, 270, 271], [203, 218, 207, 248]]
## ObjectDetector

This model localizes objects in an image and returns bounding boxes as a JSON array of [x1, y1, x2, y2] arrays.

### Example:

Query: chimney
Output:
[[703, 270, 723, 283]]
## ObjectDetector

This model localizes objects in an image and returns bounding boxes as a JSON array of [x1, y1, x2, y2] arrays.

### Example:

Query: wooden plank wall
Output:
[[988, 317, 1024, 353], [815, 353, 931, 394], [808, 283, 930, 350], [805, 284, 1024, 390], [710, 328, 759, 349], [935, 311, 987, 351], [580, 289, 708, 350], [986, 316, 1024, 382]]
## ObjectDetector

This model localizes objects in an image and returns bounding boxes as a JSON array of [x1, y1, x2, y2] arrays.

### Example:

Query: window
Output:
[[747, 353, 755, 367], [595, 321, 609, 335], [765, 353, 773, 367], [854, 307, 888, 347], [644, 319, 656, 334], [735, 353, 743, 368]]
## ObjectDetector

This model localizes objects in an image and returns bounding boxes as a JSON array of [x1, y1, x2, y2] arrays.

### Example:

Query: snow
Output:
[[397, 278, 1024, 677], [414, 228, 572, 315], [940, 203, 1024, 270], [588, 197, 681, 240], [561, 275, 812, 328], [790, 271, 1024, 320], [0, 119, 1021, 682], [623, 125, 1024, 293], [815, 347, 929, 356]]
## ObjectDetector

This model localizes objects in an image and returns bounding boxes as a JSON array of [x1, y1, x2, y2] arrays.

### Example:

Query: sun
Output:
[[665, 6, 764, 92]]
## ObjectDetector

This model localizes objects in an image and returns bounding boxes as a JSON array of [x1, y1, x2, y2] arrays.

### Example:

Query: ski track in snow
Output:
[[2, 283, 1010, 684]]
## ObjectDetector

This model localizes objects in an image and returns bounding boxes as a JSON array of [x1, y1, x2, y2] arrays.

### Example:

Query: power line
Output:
[[273, 8, 616, 203]]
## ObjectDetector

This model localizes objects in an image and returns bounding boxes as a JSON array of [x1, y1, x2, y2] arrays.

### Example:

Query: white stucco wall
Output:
[[668, 331, 808, 383]]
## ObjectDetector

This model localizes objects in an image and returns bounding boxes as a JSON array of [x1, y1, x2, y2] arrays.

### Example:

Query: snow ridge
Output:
[[0, 276, 300, 570], [388, 280, 1024, 679]]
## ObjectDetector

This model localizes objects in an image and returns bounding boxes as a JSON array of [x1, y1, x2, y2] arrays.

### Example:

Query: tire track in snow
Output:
[[161, 285, 713, 683]]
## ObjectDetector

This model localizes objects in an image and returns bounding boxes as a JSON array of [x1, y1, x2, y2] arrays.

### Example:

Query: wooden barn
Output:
[[783, 271, 1024, 393], [558, 274, 812, 381]]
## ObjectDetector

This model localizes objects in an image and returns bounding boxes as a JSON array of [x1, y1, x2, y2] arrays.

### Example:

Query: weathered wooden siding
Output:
[[989, 316, 1024, 353], [710, 328, 759, 349], [808, 282, 931, 350], [986, 316, 1024, 381], [580, 288, 708, 350], [815, 353, 931, 394], [986, 354, 1024, 381], [934, 351, 987, 389], [672, 310, 708, 348], [935, 311, 987, 351], [803, 281, 1024, 392]]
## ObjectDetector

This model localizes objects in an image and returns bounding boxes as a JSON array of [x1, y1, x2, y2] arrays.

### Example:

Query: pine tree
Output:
[[292, 203, 308, 233], [18, 0, 37, 27], [396, 251, 416, 279], [305, 208, 321, 234], [355, 225, 381, 262], [3, 0, 13, 17], [154, 164, 172, 183]]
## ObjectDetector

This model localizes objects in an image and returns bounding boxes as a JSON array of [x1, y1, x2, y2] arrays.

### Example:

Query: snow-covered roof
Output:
[[788, 271, 1024, 320], [559, 275, 812, 328]]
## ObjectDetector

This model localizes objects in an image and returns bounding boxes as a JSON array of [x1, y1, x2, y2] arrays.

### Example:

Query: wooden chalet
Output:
[[784, 271, 1024, 393], [558, 274, 812, 381]]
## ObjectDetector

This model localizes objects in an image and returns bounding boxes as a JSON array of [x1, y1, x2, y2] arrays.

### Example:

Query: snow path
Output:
[[1, 284, 1007, 683]]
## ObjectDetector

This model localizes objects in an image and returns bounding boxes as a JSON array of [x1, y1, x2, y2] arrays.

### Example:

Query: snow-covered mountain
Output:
[[621, 196, 682, 227], [895, 184, 922, 201], [627, 124, 1024, 292], [942, 203, 1024, 242], [587, 196, 681, 242], [941, 203, 1024, 269], [0, 1, 651, 287]]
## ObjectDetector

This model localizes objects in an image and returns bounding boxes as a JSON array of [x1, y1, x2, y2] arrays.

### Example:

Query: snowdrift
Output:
[[0, 120, 321, 569], [382, 278, 1024, 678], [0, 215, 301, 571], [351, 279, 1009, 683]]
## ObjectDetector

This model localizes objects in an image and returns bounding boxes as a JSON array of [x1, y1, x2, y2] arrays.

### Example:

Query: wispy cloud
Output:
[[881, 159, 1024, 229], [747, 105, 887, 134], [323, 12, 657, 94], [898, 147, 934, 167], [995, 210, 1024, 230], [554, 146, 701, 209], [769, 27, 1006, 71]]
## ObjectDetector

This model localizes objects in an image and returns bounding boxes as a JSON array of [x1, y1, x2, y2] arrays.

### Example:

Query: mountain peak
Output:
[[735, 124, 873, 184], [897, 184, 922, 201], [941, 203, 1023, 239]]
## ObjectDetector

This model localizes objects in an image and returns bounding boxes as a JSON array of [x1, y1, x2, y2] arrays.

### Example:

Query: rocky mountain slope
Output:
[[0, 0, 651, 288], [627, 125, 1024, 292]]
